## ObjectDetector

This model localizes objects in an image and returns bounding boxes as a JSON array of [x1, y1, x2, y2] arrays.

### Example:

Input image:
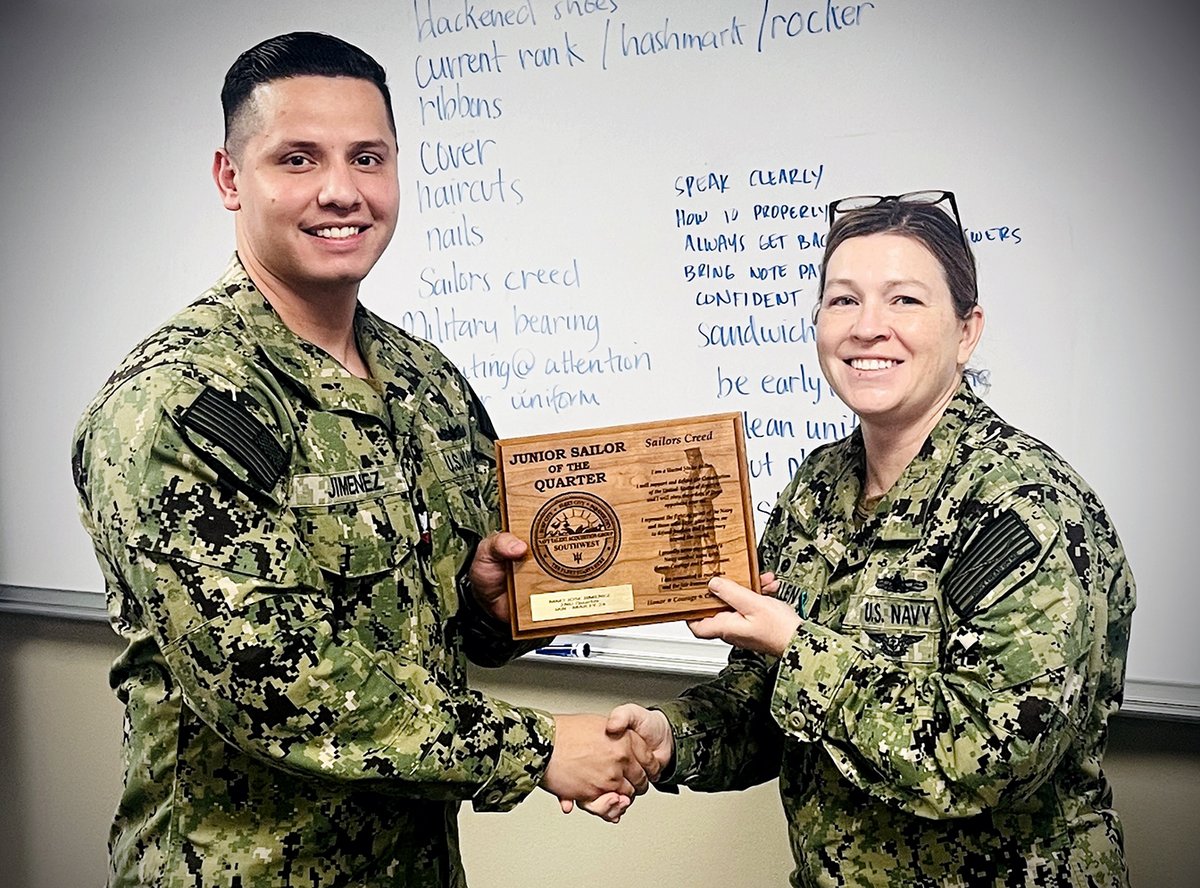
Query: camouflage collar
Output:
[[788, 379, 986, 551], [873, 379, 983, 541], [216, 256, 387, 417]]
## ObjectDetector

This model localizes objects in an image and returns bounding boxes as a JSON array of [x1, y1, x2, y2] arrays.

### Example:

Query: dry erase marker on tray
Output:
[[536, 643, 591, 658]]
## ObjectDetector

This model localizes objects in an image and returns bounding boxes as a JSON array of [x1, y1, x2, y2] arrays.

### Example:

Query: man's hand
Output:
[[559, 707, 674, 823], [687, 575, 801, 657], [467, 532, 527, 623], [566, 791, 633, 823], [541, 713, 656, 822]]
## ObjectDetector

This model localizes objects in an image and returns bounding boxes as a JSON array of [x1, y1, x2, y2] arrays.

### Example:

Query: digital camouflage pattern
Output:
[[72, 258, 555, 888], [656, 382, 1135, 887]]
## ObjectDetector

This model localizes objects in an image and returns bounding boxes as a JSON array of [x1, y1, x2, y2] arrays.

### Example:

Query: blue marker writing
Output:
[[535, 643, 591, 658]]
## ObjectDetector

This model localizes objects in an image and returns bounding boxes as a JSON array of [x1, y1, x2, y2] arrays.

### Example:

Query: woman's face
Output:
[[817, 233, 983, 435]]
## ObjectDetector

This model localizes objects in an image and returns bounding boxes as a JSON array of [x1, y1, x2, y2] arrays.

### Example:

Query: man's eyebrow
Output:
[[268, 139, 393, 154], [348, 139, 393, 154], [271, 139, 321, 152]]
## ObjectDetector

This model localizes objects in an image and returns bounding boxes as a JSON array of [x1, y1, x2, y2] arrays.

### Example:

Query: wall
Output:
[[2, 613, 1197, 887]]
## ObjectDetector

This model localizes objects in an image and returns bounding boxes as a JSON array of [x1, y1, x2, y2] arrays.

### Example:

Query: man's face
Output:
[[214, 76, 399, 300]]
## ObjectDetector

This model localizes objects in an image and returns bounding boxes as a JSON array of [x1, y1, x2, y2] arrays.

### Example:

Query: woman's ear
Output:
[[958, 304, 985, 366]]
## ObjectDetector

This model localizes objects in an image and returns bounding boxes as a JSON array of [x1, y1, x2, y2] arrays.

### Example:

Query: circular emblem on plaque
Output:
[[530, 492, 622, 583]]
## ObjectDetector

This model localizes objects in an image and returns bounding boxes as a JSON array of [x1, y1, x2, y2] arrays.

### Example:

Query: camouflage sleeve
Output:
[[771, 483, 1102, 820], [653, 649, 783, 792], [80, 368, 554, 812], [454, 375, 550, 666]]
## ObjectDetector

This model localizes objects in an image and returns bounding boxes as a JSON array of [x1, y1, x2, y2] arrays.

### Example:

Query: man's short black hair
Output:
[[221, 31, 395, 158]]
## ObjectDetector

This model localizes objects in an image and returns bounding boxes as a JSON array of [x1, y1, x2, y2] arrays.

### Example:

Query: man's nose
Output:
[[318, 161, 362, 209]]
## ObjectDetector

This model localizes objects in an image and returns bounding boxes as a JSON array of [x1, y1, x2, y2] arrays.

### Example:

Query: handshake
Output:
[[540, 704, 674, 823], [472, 533, 793, 822]]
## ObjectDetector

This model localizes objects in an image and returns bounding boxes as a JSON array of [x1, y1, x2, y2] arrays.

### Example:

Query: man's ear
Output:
[[212, 148, 241, 211]]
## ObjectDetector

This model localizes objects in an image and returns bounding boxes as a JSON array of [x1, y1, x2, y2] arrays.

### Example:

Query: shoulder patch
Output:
[[944, 508, 1040, 617], [181, 386, 287, 491]]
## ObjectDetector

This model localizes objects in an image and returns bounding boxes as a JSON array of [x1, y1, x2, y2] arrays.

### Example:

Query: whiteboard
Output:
[[1, 0, 1196, 719]]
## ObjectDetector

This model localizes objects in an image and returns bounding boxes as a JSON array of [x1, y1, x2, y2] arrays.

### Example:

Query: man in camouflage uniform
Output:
[[73, 32, 647, 888]]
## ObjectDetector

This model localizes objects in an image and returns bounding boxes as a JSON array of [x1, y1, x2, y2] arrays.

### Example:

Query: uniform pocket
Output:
[[425, 443, 492, 540], [290, 465, 421, 579]]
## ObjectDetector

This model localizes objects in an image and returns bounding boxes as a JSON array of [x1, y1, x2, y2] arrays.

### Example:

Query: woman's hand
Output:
[[688, 575, 801, 657]]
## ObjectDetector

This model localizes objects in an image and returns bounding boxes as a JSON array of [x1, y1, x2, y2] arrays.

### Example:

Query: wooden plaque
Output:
[[496, 413, 760, 639]]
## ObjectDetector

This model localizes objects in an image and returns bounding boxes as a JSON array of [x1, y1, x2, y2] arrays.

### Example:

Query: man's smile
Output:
[[308, 225, 365, 239]]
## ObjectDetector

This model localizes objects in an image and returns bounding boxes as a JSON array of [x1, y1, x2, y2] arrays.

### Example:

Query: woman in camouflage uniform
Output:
[[607, 192, 1135, 887]]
